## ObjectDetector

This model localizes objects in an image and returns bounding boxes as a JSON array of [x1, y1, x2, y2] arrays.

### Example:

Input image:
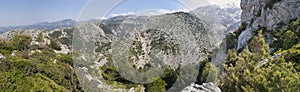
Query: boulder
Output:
[[182, 82, 221, 92]]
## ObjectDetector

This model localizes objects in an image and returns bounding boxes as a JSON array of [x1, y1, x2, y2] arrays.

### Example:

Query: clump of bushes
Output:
[[50, 39, 62, 50], [272, 17, 300, 50], [145, 78, 166, 92], [220, 30, 300, 91], [0, 33, 82, 91], [10, 34, 32, 50]]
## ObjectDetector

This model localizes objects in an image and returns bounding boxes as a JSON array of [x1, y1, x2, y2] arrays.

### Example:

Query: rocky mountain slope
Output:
[[191, 2, 242, 35], [0, 0, 299, 91], [0, 11, 221, 92], [0, 3, 245, 92], [237, 0, 300, 50], [73, 11, 225, 91]]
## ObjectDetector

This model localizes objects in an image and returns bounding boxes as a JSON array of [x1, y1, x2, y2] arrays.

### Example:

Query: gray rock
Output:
[[182, 82, 221, 92], [256, 53, 282, 68], [0, 53, 6, 59], [238, 0, 300, 50]]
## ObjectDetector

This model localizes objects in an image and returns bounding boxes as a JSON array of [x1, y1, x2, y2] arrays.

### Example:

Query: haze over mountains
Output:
[[0, 19, 76, 33]]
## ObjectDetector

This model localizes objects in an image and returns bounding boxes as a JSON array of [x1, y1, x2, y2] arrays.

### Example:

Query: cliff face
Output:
[[237, 0, 300, 50]]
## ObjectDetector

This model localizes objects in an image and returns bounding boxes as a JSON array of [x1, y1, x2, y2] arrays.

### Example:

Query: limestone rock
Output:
[[237, 0, 300, 50], [182, 82, 221, 92]]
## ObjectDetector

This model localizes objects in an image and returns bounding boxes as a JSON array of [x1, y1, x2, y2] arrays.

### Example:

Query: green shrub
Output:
[[196, 61, 219, 84], [0, 71, 69, 91], [248, 30, 270, 60], [10, 34, 32, 50], [145, 78, 166, 92], [221, 31, 300, 91], [275, 43, 300, 71], [36, 32, 44, 42], [57, 54, 73, 65], [50, 39, 62, 50], [280, 30, 298, 49], [0, 41, 14, 53]]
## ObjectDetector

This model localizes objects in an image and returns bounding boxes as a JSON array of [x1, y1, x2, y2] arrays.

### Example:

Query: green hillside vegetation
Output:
[[0, 34, 82, 91], [220, 17, 300, 91], [273, 17, 300, 50], [0, 16, 299, 92]]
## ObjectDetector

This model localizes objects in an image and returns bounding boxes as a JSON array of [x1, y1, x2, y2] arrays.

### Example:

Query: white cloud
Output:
[[136, 9, 188, 16], [109, 9, 188, 18], [106, 0, 241, 18], [179, 0, 240, 9], [111, 12, 136, 17]]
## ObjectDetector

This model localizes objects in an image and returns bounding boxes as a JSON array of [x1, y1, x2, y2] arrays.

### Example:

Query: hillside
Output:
[[0, 10, 221, 91], [220, 0, 300, 91], [0, 1, 300, 91]]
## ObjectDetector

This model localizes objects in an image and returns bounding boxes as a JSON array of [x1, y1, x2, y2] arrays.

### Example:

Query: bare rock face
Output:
[[237, 0, 300, 50], [182, 82, 221, 92]]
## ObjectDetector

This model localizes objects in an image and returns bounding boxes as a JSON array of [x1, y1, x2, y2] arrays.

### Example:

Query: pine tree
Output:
[[220, 30, 300, 91]]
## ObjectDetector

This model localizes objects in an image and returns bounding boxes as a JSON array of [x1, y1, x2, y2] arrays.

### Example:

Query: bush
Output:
[[10, 34, 32, 50], [0, 41, 14, 53], [221, 31, 300, 91], [248, 30, 270, 60], [145, 78, 166, 92], [57, 54, 73, 65], [0, 71, 69, 91], [0, 33, 83, 91], [196, 61, 219, 84], [280, 30, 298, 49], [50, 39, 62, 50], [275, 43, 300, 71]]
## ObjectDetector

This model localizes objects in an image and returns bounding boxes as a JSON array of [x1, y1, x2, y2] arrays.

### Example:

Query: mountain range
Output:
[[4, 1, 300, 91], [0, 19, 76, 33], [0, 2, 242, 36]]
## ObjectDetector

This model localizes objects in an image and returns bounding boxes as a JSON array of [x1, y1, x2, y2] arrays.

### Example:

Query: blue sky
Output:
[[0, 0, 239, 27], [0, 0, 87, 27]]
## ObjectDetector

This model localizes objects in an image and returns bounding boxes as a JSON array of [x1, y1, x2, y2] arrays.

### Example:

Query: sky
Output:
[[0, 0, 240, 27]]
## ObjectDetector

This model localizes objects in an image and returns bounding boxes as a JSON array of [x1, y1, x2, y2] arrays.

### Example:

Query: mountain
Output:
[[191, 2, 242, 35], [0, 3, 242, 91], [0, 19, 76, 33], [73, 12, 223, 91], [1, 1, 300, 92]]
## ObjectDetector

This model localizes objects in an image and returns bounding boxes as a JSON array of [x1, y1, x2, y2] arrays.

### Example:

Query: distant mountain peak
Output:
[[220, 2, 240, 9], [0, 19, 76, 33]]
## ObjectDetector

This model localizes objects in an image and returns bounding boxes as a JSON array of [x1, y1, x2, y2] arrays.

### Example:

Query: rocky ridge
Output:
[[237, 0, 300, 50]]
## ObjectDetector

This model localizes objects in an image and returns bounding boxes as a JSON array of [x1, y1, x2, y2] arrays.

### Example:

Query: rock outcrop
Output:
[[0, 29, 43, 41], [182, 82, 221, 92], [237, 0, 300, 50]]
